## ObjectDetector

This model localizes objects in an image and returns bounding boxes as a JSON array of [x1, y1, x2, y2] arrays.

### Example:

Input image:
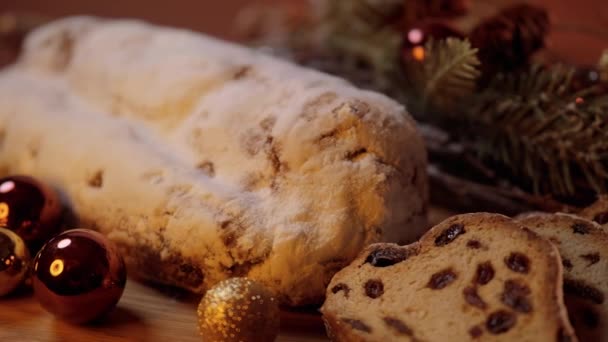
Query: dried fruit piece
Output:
[[505, 252, 531, 273], [364, 279, 384, 299], [579, 252, 600, 266], [383, 317, 413, 336], [469, 325, 483, 338], [427, 268, 457, 289], [463, 286, 487, 309], [342, 318, 372, 333], [572, 223, 591, 235], [486, 310, 517, 334], [501, 279, 533, 313], [466, 240, 482, 249], [434, 223, 466, 246], [475, 261, 495, 285], [365, 246, 412, 267], [331, 283, 350, 297]]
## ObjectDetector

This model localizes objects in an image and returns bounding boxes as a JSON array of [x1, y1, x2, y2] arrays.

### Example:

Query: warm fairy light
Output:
[[57, 238, 72, 249], [408, 28, 424, 44], [0, 202, 8, 220], [0, 181, 14, 193], [412, 46, 426, 61], [575, 97, 584, 104], [50, 259, 64, 277]]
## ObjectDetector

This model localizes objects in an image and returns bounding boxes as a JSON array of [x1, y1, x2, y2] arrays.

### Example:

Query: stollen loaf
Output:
[[0, 17, 427, 305]]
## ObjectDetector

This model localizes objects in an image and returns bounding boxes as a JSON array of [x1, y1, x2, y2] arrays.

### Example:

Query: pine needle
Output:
[[460, 65, 608, 196], [403, 38, 480, 118]]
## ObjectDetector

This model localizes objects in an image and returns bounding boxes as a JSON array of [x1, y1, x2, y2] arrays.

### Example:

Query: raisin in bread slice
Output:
[[321, 213, 577, 342], [516, 213, 608, 342], [579, 196, 608, 230]]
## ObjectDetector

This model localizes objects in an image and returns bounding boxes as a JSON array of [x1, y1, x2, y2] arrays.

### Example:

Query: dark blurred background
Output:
[[1, 0, 607, 64]]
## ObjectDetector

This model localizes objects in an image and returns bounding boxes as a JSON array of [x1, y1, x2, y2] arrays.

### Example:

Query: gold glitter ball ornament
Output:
[[0, 227, 30, 296], [197, 277, 280, 342]]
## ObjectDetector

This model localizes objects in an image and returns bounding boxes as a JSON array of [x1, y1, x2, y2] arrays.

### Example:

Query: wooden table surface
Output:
[[0, 279, 329, 342]]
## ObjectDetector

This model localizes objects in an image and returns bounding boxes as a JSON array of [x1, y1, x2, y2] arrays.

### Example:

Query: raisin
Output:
[[464, 286, 487, 309], [345, 148, 368, 161], [505, 252, 531, 274], [341, 318, 372, 333], [501, 279, 532, 313], [365, 246, 412, 267], [486, 310, 517, 334], [364, 279, 384, 299], [197, 161, 215, 177], [87, 170, 103, 188], [467, 240, 482, 249], [427, 268, 457, 289], [579, 252, 600, 266], [434, 223, 466, 246], [593, 212, 608, 225], [383, 317, 413, 336], [469, 325, 483, 338], [331, 283, 350, 297], [562, 258, 573, 271], [475, 261, 495, 285], [563, 279, 605, 304], [572, 223, 591, 234]]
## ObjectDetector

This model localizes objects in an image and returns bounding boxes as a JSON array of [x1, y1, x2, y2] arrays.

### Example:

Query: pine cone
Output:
[[470, 4, 550, 78], [403, 0, 471, 27]]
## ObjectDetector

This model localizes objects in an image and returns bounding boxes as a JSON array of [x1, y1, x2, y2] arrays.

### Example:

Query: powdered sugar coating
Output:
[[0, 17, 427, 305]]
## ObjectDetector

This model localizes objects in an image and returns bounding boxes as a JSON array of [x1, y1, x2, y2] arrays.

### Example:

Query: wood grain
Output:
[[0, 279, 328, 342]]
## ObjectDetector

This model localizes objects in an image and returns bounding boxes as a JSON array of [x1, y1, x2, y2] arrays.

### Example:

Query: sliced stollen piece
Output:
[[579, 196, 608, 230], [321, 213, 577, 342], [516, 213, 608, 342], [0, 17, 427, 306]]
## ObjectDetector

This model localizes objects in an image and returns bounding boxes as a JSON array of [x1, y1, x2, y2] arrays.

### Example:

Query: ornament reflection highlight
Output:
[[57, 238, 71, 249], [49, 259, 64, 277], [0, 181, 15, 193]]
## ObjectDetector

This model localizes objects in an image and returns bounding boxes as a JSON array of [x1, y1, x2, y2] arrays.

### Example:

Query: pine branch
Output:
[[405, 38, 481, 117], [458, 65, 608, 198]]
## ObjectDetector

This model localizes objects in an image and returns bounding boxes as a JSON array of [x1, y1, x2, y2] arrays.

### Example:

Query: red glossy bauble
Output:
[[32, 229, 127, 324], [0, 175, 63, 250]]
